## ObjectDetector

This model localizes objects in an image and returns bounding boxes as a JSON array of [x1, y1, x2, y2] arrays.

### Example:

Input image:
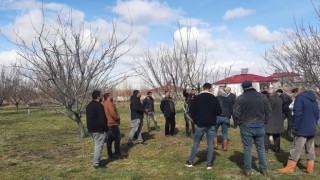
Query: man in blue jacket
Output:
[[278, 87, 319, 174]]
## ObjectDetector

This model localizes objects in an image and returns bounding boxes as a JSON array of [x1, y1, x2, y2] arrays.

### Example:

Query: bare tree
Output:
[[133, 23, 219, 103], [263, 5, 320, 97], [0, 68, 12, 106], [5, 9, 132, 137]]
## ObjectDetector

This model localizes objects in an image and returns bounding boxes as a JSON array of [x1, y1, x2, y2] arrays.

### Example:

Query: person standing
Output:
[[233, 80, 271, 177], [86, 90, 108, 169], [185, 83, 222, 170], [225, 87, 237, 128], [183, 88, 196, 137], [143, 91, 159, 132], [160, 91, 176, 136], [128, 90, 145, 147], [278, 87, 319, 174], [214, 88, 233, 151], [103, 93, 121, 159], [264, 89, 283, 153], [275, 89, 293, 134]]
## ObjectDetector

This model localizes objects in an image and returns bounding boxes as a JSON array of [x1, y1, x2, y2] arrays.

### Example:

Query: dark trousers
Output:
[[107, 125, 121, 157], [283, 111, 292, 131], [184, 112, 195, 136], [165, 114, 176, 136], [264, 133, 280, 152]]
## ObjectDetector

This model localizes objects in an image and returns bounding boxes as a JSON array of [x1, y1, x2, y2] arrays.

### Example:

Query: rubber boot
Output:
[[213, 137, 218, 149], [303, 160, 314, 173], [223, 140, 228, 151], [278, 160, 297, 173]]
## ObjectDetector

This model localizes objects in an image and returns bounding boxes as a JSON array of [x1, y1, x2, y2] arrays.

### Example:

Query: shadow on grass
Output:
[[193, 149, 221, 166], [281, 132, 294, 142], [229, 150, 259, 172]]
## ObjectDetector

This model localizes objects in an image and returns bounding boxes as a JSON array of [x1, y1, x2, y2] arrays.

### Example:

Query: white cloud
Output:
[[112, 0, 181, 24], [223, 7, 255, 20], [244, 25, 283, 42], [0, 50, 18, 67]]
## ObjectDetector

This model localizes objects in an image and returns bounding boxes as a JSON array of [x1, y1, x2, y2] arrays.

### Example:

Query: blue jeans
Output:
[[214, 116, 230, 140], [188, 126, 216, 165], [240, 126, 267, 172]]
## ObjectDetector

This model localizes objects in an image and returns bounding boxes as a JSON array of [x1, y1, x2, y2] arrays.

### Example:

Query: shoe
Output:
[[278, 160, 297, 173], [185, 160, 193, 167], [206, 164, 212, 170], [139, 141, 147, 145], [223, 140, 228, 151], [242, 170, 252, 177], [260, 170, 267, 177], [303, 160, 314, 173]]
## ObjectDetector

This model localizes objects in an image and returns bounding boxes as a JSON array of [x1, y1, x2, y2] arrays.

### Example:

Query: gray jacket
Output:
[[265, 95, 284, 134], [233, 88, 271, 126]]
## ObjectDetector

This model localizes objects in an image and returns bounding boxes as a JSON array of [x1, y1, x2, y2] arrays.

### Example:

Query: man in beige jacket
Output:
[[103, 93, 121, 159]]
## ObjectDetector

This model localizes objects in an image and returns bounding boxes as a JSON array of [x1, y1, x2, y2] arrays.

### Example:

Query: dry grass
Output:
[[0, 103, 319, 180]]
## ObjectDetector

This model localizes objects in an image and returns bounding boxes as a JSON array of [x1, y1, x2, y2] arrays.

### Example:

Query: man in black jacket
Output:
[[128, 90, 145, 147], [143, 91, 159, 132], [233, 80, 271, 177], [183, 88, 196, 137], [86, 90, 108, 169], [160, 91, 176, 136], [185, 83, 222, 170]]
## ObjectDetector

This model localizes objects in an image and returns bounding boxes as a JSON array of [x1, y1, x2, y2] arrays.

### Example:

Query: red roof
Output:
[[214, 74, 277, 85], [267, 72, 299, 78]]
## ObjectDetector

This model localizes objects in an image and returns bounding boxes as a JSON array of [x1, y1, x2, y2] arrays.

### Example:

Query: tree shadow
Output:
[[193, 149, 221, 166], [229, 150, 259, 172]]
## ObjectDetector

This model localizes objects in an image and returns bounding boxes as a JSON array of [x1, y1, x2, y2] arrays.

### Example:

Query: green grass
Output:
[[0, 103, 320, 180]]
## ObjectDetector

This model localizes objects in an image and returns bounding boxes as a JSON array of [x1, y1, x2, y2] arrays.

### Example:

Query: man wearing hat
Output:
[[233, 80, 271, 177]]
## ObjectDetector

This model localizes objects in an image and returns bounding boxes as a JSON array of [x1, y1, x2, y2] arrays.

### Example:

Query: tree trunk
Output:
[[15, 103, 19, 110], [75, 116, 87, 138]]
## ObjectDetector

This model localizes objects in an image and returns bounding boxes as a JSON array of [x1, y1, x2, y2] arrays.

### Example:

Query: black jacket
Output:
[[280, 93, 293, 113], [190, 92, 222, 127], [160, 97, 176, 118], [130, 96, 144, 120], [233, 88, 271, 126], [217, 95, 233, 117], [143, 96, 155, 112], [86, 100, 108, 133]]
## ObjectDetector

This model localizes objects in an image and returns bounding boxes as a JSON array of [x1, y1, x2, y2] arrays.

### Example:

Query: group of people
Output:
[[184, 81, 319, 177], [85, 81, 319, 177]]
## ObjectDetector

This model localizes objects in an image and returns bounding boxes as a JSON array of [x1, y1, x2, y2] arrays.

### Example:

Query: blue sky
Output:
[[0, 0, 318, 84]]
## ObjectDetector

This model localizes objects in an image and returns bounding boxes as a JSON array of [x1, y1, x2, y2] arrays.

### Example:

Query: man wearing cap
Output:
[[278, 87, 319, 174], [233, 80, 271, 177]]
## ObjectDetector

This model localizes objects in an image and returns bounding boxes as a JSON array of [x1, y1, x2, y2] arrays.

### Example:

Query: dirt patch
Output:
[[20, 146, 77, 160]]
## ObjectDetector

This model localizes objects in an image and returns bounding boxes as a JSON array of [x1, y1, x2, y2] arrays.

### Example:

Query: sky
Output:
[[0, 0, 318, 87]]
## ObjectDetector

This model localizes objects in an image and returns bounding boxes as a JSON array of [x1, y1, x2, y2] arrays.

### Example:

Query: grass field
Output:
[[0, 103, 319, 180]]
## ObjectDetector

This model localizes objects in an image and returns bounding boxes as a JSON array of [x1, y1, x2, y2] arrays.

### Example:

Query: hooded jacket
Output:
[[217, 93, 233, 117], [292, 91, 319, 136]]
